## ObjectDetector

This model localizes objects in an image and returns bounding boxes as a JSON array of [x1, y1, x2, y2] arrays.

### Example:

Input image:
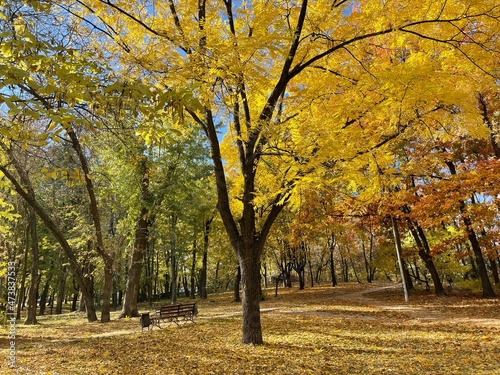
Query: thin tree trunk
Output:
[[17, 218, 30, 321], [55, 263, 68, 314], [308, 259, 314, 288], [392, 217, 410, 302], [71, 277, 79, 312], [489, 257, 499, 284], [182, 272, 190, 298], [170, 215, 178, 305], [445, 161, 495, 298], [200, 217, 212, 299], [346, 247, 361, 284], [0, 151, 97, 322], [329, 234, 337, 287], [214, 261, 220, 293], [339, 249, 349, 282], [406, 218, 445, 295], [190, 240, 197, 299], [39, 263, 55, 316]]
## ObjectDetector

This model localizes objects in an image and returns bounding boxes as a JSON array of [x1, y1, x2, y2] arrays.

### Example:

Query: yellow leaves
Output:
[[8, 284, 500, 374], [0, 40, 13, 58], [38, 167, 88, 186]]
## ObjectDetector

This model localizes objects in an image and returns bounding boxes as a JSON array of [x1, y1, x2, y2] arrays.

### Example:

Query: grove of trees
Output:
[[1, 0, 499, 345]]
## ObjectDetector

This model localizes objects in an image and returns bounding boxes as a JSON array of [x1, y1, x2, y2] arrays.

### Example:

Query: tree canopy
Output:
[[1, 0, 499, 345]]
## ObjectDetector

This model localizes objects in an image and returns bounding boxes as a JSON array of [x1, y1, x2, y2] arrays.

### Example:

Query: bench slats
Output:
[[150, 303, 198, 329]]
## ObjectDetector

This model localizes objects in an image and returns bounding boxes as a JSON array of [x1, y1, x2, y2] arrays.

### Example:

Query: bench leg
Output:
[[152, 317, 162, 329]]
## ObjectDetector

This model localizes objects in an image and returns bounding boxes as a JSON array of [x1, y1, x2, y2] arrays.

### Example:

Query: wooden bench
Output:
[[151, 303, 198, 328]]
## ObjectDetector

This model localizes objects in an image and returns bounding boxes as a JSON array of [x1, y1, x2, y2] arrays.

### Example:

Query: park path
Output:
[[285, 283, 500, 328], [89, 283, 499, 340]]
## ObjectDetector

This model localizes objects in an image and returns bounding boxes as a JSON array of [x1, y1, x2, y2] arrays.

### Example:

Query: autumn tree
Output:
[[64, 0, 500, 343]]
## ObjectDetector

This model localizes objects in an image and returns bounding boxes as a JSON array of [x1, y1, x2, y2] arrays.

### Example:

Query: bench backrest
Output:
[[157, 303, 197, 317]]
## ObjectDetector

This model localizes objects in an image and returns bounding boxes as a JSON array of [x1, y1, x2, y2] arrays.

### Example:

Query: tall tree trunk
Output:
[[402, 260, 414, 291], [170, 215, 178, 305], [17, 218, 30, 321], [238, 251, 263, 345], [55, 263, 68, 315], [71, 277, 79, 312], [362, 241, 374, 283], [214, 261, 221, 293], [182, 272, 190, 298], [120, 159, 150, 318], [39, 263, 55, 316], [478, 92, 500, 158], [489, 257, 499, 284], [68, 128, 113, 322], [339, 249, 349, 282], [445, 161, 495, 298], [1, 150, 98, 322], [201, 81, 285, 343], [308, 259, 314, 287], [200, 217, 212, 299], [328, 234, 337, 287], [79, 262, 95, 314], [463, 215, 496, 297], [199, 253, 208, 299], [145, 239, 154, 305], [468, 254, 479, 279], [25, 206, 39, 323], [71, 289, 80, 311], [392, 217, 410, 301], [349, 255, 361, 284], [190, 240, 197, 299], [78, 292, 86, 312], [120, 209, 148, 317]]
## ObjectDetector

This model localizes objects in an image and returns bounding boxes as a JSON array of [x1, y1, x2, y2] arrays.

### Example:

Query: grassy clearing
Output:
[[1, 282, 499, 374]]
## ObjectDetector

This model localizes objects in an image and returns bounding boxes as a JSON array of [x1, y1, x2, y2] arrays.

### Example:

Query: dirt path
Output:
[[290, 283, 500, 328]]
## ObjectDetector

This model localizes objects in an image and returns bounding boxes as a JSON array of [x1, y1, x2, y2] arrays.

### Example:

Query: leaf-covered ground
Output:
[[2, 282, 499, 374]]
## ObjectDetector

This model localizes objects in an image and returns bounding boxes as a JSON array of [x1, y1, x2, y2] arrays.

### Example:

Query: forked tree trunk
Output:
[[68, 128, 114, 322], [406, 219, 445, 295]]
